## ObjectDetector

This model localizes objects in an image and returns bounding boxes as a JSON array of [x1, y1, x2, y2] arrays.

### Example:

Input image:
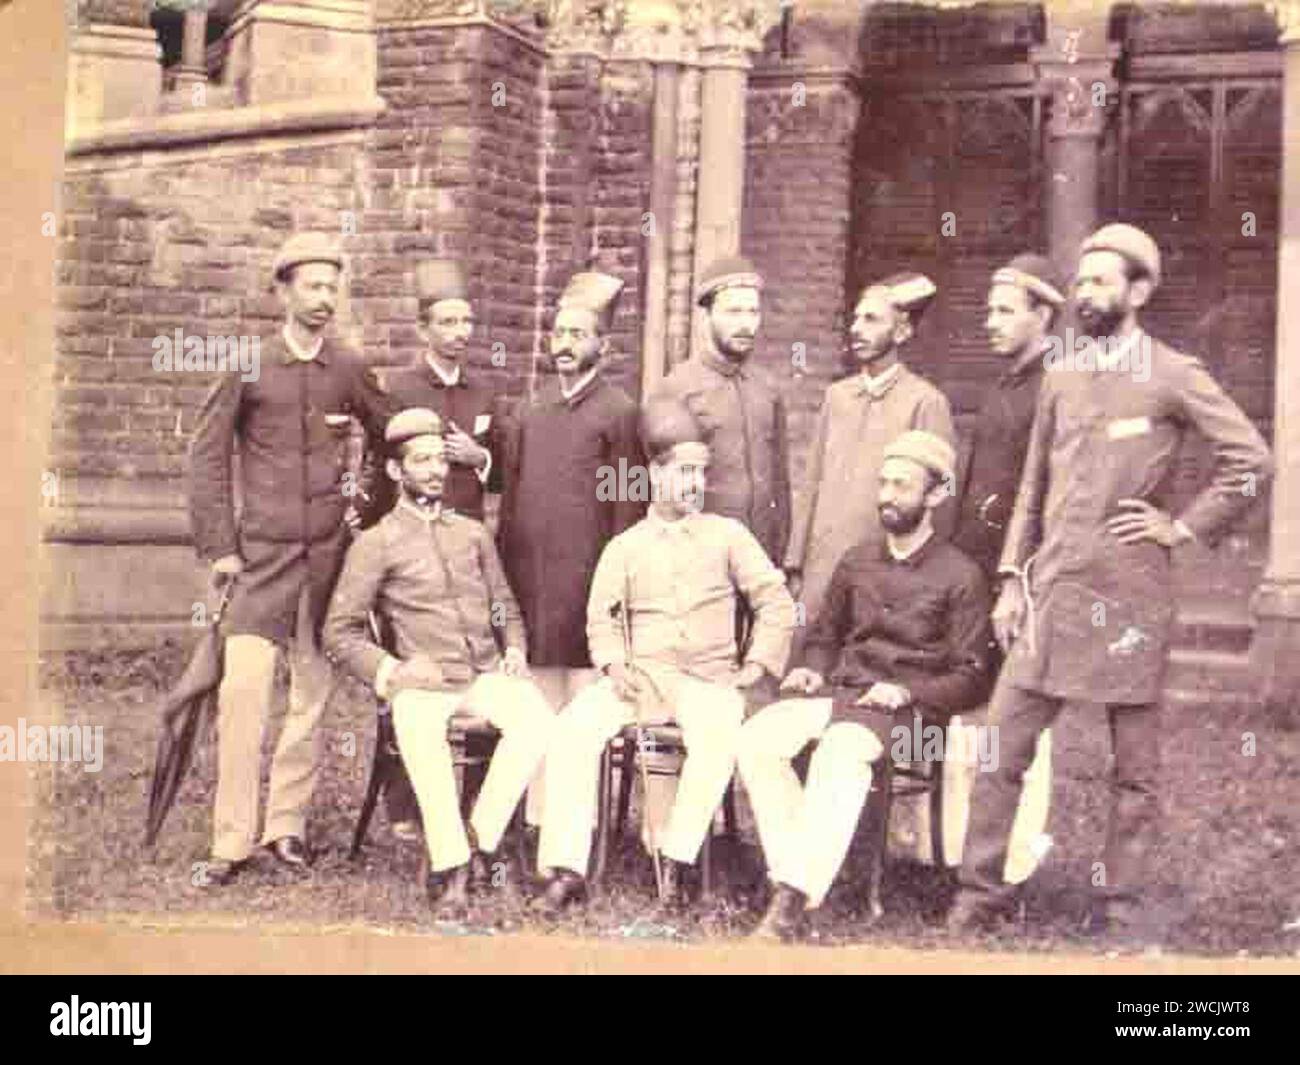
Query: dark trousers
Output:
[[958, 669, 1161, 906]]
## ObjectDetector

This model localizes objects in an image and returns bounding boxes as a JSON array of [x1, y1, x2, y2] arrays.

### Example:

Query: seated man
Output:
[[739, 430, 995, 941], [323, 408, 554, 919], [536, 400, 797, 914]]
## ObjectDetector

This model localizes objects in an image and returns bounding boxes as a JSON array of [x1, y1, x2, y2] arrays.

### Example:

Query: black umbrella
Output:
[[144, 580, 234, 846]]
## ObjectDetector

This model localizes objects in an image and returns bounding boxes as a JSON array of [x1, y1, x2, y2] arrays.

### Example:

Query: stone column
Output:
[[688, 4, 779, 359], [65, 0, 161, 135], [171, 6, 211, 91], [1251, 1, 1300, 722], [1031, 9, 1119, 281]]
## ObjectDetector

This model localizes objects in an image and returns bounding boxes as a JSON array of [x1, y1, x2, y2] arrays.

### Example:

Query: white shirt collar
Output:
[[857, 362, 902, 398], [425, 354, 461, 386], [1095, 328, 1144, 371], [283, 326, 324, 363], [887, 526, 933, 561], [560, 367, 600, 401], [396, 495, 447, 523]]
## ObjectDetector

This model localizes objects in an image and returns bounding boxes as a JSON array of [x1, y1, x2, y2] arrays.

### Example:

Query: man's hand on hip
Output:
[[211, 554, 244, 585], [856, 681, 911, 710], [780, 667, 824, 695]]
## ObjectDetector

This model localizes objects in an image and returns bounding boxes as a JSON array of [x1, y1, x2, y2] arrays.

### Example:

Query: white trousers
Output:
[[740, 698, 1055, 908], [738, 698, 885, 908], [537, 671, 744, 876], [212, 631, 335, 862], [391, 673, 555, 873], [524, 666, 598, 828]]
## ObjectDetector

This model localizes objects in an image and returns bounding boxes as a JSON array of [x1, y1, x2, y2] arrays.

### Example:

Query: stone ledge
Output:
[[67, 93, 387, 157], [43, 506, 193, 545]]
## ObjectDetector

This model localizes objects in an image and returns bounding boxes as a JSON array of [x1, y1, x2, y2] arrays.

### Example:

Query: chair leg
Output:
[[591, 742, 613, 888], [866, 757, 893, 920], [615, 731, 636, 841], [351, 721, 395, 860], [929, 755, 947, 871], [700, 825, 713, 899], [722, 780, 739, 840]]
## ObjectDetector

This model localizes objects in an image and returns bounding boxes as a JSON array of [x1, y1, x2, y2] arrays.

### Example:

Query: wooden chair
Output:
[[590, 724, 740, 896]]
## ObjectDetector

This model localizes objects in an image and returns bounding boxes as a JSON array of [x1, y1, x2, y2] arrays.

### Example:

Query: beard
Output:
[[1077, 301, 1126, 337], [879, 500, 926, 534]]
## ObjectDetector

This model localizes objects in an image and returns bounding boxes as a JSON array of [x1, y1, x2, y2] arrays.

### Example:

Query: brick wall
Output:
[[539, 53, 654, 402], [743, 70, 860, 497], [53, 135, 369, 493]]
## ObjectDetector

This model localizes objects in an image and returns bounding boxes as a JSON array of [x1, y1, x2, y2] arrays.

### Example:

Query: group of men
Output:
[[187, 222, 1271, 944]]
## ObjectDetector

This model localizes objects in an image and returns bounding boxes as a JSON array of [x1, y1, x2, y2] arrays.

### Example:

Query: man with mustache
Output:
[[652, 256, 791, 567], [948, 224, 1273, 943], [360, 259, 504, 843], [785, 273, 954, 625], [535, 400, 796, 915], [944, 253, 1067, 886], [188, 232, 389, 884], [740, 431, 993, 941], [496, 271, 646, 716], [324, 409, 554, 917]]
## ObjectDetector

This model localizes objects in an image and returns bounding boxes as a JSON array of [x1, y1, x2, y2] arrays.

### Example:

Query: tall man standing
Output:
[[652, 256, 791, 568], [496, 271, 646, 713], [945, 253, 1066, 883], [364, 259, 501, 526], [948, 224, 1273, 940], [189, 232, 389, 884], [785, 273, 953, 624]]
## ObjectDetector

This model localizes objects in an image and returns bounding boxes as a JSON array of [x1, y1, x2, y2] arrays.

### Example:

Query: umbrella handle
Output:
[[211, 576, 236, 627]]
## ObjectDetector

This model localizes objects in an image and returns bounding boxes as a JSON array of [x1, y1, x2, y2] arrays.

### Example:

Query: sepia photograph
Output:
[[4, 0, 1300, 988]]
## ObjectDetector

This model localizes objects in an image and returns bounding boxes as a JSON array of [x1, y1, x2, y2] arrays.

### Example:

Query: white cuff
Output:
[[1173, 518, 1197, 545], [374, 654, 401, 701], [475, 449, 492, 485]]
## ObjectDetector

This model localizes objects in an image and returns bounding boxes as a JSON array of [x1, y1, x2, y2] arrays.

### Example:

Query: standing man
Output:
[[740, 431, 992, 941], [363, 259, 501, 526], [188, 232, 389, 884], [535, 400, 797, 914], [323, 409, 554, 917], [785, 272, 954, 624], [948, 224, 1273, 941], [496, 271, 646, 714], [652, 255, 791, 568], [945, 253, 1067, 884]]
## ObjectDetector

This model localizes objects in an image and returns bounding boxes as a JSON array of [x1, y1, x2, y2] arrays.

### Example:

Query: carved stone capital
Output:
[[1033, 47, 1119, 140], [78, 0, 153, 26]]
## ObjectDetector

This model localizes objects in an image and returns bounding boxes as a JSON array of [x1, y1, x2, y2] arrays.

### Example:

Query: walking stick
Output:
[[613, 593, 665, 900]]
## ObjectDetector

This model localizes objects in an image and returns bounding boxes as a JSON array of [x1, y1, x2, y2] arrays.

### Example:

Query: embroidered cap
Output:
[[1080, 223, 1162, 288], [558, 271, 625, 331], [882, 429, 956, 484], [991, 253, 1067, 308], [271, 231, 344, 285], [416, 259, 470, 305], [696, 255, 764, 308]]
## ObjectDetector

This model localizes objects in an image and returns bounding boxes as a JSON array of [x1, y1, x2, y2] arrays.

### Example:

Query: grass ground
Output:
[[25, 642, 1300, 958]]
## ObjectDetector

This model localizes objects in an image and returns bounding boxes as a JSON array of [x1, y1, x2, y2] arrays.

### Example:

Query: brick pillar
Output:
[[1251, 3, 1300, 722]]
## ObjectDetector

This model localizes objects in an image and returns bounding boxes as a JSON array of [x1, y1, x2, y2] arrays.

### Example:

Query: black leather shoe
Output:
[[751, 883, 808, 942], [534, 869, 586, 917], [426, 864, 471, 919], [198, 858, 246, 888], [944, 891, 1010, 934], [266, 836, 310, 869]]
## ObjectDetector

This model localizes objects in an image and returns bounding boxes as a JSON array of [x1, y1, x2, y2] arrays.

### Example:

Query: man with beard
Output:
[[652, 256, 791, 567], [535, 400, 796, 915], [496, 271, 646, 715], [324, 409, 554, 917], [948, 224, 1273, 943], [739, 431, 993, 941], [785, 273, 953, 626], [188, 232, 389, 884]]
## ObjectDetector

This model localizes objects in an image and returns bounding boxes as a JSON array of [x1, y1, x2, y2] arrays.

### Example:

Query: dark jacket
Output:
[[949, 355, 1044, 576], [362, 358, 505, 524], [797, 535, 995, 723], [652, 350, 792, 564], [496, 373, 646, 667], [188, 333, 389, 559]]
